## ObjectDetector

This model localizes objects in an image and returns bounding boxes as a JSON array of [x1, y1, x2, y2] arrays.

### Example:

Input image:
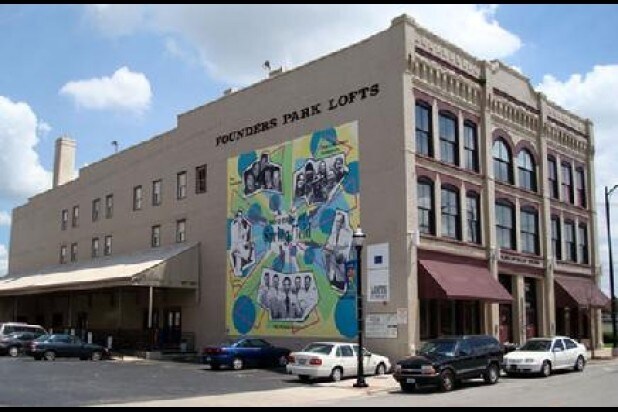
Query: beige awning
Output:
[[0, 243, 199, 296]]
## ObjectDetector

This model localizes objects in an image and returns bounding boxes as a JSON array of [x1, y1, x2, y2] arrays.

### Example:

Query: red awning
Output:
[[419, 259, 512, 303], [555, 276, 610, 308]]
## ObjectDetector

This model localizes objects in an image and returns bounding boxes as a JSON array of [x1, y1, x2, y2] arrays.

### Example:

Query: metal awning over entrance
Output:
[[419, 259, 513, 303], [0, 243, 199, 297], [555, 275, 610, 309]]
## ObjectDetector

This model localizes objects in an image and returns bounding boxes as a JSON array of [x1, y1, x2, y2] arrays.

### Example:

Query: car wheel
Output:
[[299, 375, 311, 383], [574, 356, 585, 372], [483, 363, 500, 385], [375, 363, 387, 376], [232, 357, 244, 370], [330, 367, 343, 382], [8, 346, 20, 358], [541, 361, 551, 377], [43, 351, 56, 362], [439, 370, 455, 392], [277, 355, 288, 367], [400, 382, 416, 393], [91, 351, 103, 361]]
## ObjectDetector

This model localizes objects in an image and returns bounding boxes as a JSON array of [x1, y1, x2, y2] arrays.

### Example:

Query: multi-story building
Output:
[[0, 15, 608, 358]]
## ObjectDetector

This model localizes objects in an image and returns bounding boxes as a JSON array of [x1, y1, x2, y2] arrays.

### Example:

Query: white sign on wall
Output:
[[365, 313, 398, 339], [367, 243, 390, 302]]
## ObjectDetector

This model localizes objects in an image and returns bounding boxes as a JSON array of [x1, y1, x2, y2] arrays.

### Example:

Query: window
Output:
[[578, 224, 589, 264], [104, 235, 112, 256], [177, 171, 187, 200], [340, 345, 354, 357], [564, 221, 576, 262], [562, 162, 574, 204], [196, 165, 207, 194], [105, 194, 113, 219], [441, 186, 460, 239], [70, 243, 78, 263], [91, 238, 100, 258], [176, 219, 186, 243], [466, 192, 481, 244], [464, 121, 479, 172], [576, 168, 587, 208], [152, 225, 161, 248], [520, 208, 539, 255], [92, 199, 100, 222], [552, 339, 565, 352], [61, 209, 68, 231], [59, 245, 67, 264], [417, 179, 435, 235], [551, 216, 562, 261], [496, 201, 515, 250], [152, 180, 162, 206], [415, 102, 433, 157], [548, 156, 559, 199], [133, 185, 143, 211], [72, 205, 79, 228], [565, 339, 578, 350], [517, 150, 537, 192], [439, 112, 458, 165], [493, 139, 513, 184]]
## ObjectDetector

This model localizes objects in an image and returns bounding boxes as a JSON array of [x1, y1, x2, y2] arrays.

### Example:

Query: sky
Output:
[[1, 4, 618, 293]]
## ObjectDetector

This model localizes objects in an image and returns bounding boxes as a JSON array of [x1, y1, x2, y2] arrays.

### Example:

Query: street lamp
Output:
[[605, 185, 618, 352], [352, 227, 368, 388]]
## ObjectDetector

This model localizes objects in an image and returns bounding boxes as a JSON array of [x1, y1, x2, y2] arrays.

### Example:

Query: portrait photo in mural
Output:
[[226, 122, 360, 338]]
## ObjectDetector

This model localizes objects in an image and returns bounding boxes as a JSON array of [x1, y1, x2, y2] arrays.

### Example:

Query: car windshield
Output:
[[419, 340, 458, 357], [302, 343, 334, 355], [519, 340, 552, 352]]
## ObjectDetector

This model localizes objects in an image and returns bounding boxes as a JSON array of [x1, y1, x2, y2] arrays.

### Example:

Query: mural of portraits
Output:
[[293, 154, 348, 205], [258, 270, 318, 322], [229, 211, 256, 277], [243, 153, 283, 196]]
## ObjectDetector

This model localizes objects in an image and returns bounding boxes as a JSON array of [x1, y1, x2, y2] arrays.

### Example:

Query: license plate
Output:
[[406, 378, 416, 384]]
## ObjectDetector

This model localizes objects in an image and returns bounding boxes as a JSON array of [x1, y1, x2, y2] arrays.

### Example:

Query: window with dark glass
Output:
[[72, 205, 79, 228], [70, 243, 78, 263], [196, 165, 207, 194], [105, 194, 113, 219], [439, 112, 458, 165], [91, 237, 100, 258], [92, 198, 100, 222], [133, 185, 143, 211], [61, 209, 68, 231], [520, 208, 539, 255], [562, 162, 574, 204], [464, 121, 479, 172], [152, 225, 161, 248], [517, 150, 537, 192], [576, 168, 587, 208], [564, 221, 576, 262], [415, 102, 432, 157], [466, 192, 481, 244], [496, 201, 515, 250], [177, 171, 187, 200], [104, 235, 112, 256], [59, 245, 67, 264], [152, 180, 162, 206], [548, 156, 559, 199], [551, 216, 562, 261], [493, 139, 513, 184], [578, 224, 589, 264], [176, 219, 186, 243], [441, 186, 460, 239], [417, 179, 435, 235]]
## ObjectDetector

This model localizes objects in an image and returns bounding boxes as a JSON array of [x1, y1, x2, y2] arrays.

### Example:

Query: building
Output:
[[0, 15, 609, 359]]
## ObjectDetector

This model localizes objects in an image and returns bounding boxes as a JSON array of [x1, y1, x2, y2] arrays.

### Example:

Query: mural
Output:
[[226, 122, 360, 338]]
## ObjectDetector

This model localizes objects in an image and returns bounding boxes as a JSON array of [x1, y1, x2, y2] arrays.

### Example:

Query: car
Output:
[[0, 322, 47, 339], [27, 334, 109, 361], [202, 338, 290, 370], [393, 335, 503, 392], [286, 342, 391, 382], [503, 336, 587, 377], [0, 332, 45, 357]]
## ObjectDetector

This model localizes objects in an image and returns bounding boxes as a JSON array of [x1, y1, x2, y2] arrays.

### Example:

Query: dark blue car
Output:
[[202, 338, 290, 370]]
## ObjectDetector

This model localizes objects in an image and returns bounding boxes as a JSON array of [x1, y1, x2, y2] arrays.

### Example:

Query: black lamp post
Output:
[[352, 227, 368, 388], [605, 185, 618, 352]]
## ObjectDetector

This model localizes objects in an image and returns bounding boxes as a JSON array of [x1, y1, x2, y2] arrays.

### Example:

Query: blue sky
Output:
[[2, 5, 618, 291]]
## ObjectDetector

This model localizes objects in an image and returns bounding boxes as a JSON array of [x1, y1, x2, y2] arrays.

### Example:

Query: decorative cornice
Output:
[[414, 28, 482, 79]]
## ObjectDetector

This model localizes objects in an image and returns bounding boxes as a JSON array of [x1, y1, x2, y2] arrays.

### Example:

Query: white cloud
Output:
[[37, 121, 52, 138], [0, 211, 10, 226], [0, 96, 52, 200], [85, 4, 521, 85], [59, 66, 152, 113], [0, 244, 7, 277]]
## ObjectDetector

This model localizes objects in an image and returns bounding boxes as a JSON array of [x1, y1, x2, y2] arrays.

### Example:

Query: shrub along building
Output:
[[0, 15, 609, 358]]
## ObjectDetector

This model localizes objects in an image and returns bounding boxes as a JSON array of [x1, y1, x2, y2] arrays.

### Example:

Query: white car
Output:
[[286, 342, 391, 382], [503, 336, 587, 377]]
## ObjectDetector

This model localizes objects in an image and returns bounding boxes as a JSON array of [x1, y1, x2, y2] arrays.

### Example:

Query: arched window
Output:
[[441, 185, 460, 239], [517, 149, 537, 192], [493, 139, 513, 184], [415, 101, 433, 157], [547, 156, 558, 199], [551, 216, 562, 260], [439, 112, 458, 165], [520, 207, 539, 255], [495, 200, 515, 250], [417, 178, 435, 235], [464, 121, 479, 172], [562, 162, 574, 204]]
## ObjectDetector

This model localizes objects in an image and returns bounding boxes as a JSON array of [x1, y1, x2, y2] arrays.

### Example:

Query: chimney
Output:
[[53, 136, 76, 188]]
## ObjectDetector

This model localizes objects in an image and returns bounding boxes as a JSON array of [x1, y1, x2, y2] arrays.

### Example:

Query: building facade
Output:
[[0, 15, 608, 359]]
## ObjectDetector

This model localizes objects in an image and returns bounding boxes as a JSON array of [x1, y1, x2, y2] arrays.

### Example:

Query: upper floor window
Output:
[[551, 216, 562, 261], [417, 179, 435, 235], [61, 209, 68, 231], [441, 186, 460, 239], [105, 194, 113, 219], [152, 225, 161, 248], [562, 162, 574, 204], [578, 223, 589, 264], [177, 171, 187, 200], [70, 243, 78, 263], [92, 198, 101, 222], [466, 192, 481, 245], [493, 139, 513, 184], [152, 180, 162, 206], [72, 206, 79, 228], [91, 237, 100, 258], [496, 201, 515, 250], [576, 168, 587, 208], [415, 101, 433, 157], [133, 185, 143, 211], [548, 156, 559, 199], [564, 221, 576, 262], [520, 207, 539, 255], [517, 150, 537, 192], [59, 245, 67, 264], [196, 165, 207, 194], [439, 112, 458, 166], [464, 121, 479, 172], [176, 219, 187, 243], [104, 235, 112, 256]]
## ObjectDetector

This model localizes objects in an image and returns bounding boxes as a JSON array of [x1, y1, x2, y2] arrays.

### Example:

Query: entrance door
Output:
[[499, 275, 513, 343], [164, 308, 182, 348]]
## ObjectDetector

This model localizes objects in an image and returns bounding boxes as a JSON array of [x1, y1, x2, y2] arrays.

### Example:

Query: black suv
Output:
[[393, 335, 503, 392]]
